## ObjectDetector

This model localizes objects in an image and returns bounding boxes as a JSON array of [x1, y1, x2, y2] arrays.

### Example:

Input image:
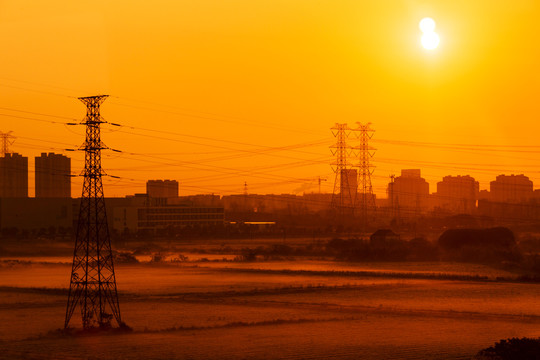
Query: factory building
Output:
[[113, 205, 225, 233]]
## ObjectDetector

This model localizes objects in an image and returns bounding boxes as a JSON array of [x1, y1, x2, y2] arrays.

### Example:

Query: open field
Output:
[[1, 256, 539, 359]]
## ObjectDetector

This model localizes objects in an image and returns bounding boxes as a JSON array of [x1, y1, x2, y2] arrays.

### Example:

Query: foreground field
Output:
[[0, 260, 539, 359]]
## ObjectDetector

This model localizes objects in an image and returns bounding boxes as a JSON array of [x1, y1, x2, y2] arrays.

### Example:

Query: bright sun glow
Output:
[[419, 17, 440, 50], [419, 17, 436, 33], [421, 32, 440, 50]]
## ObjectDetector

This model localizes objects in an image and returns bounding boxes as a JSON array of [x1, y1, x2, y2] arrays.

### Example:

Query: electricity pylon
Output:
[[65, 95, 123, 330], [0, 131, 15, 156], [330, 123, 355, 214], [353, 122, 376, 231]]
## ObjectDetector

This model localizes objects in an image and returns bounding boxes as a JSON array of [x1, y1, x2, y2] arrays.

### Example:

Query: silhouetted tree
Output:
[[473, 337, 540, 359], [438, 227, 522, 263]]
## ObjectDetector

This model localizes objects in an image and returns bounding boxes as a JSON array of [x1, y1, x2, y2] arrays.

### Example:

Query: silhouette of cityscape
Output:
[[1, 122, 540, 236]]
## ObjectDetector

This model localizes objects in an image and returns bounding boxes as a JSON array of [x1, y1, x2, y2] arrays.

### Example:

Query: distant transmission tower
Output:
[[0, 131, 15, 156], [65, 95, 123, 330], [353, 122, 376, 230], [330, 123, 355, 214]]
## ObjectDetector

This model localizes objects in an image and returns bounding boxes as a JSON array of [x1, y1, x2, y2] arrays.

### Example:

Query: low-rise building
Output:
[[113, 205, 224, 233]]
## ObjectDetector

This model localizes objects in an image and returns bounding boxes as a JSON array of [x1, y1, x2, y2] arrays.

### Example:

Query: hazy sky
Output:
[[0, 0, 539, 197]]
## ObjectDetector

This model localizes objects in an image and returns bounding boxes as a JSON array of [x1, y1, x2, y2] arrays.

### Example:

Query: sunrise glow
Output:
[[2, 2, 540, 359], [419, 17, 440, 50]]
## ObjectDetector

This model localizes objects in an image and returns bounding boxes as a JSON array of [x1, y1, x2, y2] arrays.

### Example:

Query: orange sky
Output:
[[0, 0, 539, 198]]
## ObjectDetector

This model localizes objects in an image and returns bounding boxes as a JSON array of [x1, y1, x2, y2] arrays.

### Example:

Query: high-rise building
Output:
[[490, 174, 533, 203], [388, 169, 429, 215], [0, 153, 28, 198], [146, 179, 179, 198], [436, 175, 479, 214], [35, 153, 71, 198]]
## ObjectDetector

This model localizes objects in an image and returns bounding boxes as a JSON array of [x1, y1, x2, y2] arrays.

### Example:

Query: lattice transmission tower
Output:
[[0, 131, 15, 156], [330, 123, 356, 214], [65, 95, 123, 330], [353, 122, 376, 229]]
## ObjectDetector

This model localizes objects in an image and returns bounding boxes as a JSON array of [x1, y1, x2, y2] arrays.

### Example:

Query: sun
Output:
[[419, 17, 436, 33], [419, 17, 440, 50], [421, 32, 440, 50]]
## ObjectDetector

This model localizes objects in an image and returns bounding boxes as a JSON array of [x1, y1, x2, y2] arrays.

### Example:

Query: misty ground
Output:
[[0, 238, 539, 359]]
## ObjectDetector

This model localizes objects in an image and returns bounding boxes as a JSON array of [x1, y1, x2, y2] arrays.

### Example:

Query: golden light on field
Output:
[[419, 17, 440, 50]]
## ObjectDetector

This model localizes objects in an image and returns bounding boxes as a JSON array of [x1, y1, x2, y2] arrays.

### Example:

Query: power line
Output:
[[108, 96, 325, 137]]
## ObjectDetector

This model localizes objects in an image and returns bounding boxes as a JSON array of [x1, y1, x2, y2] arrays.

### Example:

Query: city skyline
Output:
[[0, 1, 539, 199], [2, 146, 540, 203]]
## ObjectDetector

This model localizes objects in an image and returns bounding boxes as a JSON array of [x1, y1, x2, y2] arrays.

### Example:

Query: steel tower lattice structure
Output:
[[65, 95, 122, 330], [353, 122, 376, 229], [330, 123, 355, 213]]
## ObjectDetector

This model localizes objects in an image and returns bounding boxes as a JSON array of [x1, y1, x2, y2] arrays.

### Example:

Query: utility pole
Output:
[[388, 174, 395, 220], [243, 181, 248, 211], [65, 95, 124, 330], [388, 174, 401, 226], [0, 131, 15, 156]]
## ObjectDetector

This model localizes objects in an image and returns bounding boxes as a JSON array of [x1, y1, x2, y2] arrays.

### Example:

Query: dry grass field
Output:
[[1, 253, 539, 359]]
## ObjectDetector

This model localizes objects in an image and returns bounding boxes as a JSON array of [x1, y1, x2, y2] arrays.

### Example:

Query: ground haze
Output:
[[1, 240, 539, 359]]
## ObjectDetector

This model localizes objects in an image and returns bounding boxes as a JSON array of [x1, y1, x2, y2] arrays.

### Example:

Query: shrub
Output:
[[473, 337, 540, 360]]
